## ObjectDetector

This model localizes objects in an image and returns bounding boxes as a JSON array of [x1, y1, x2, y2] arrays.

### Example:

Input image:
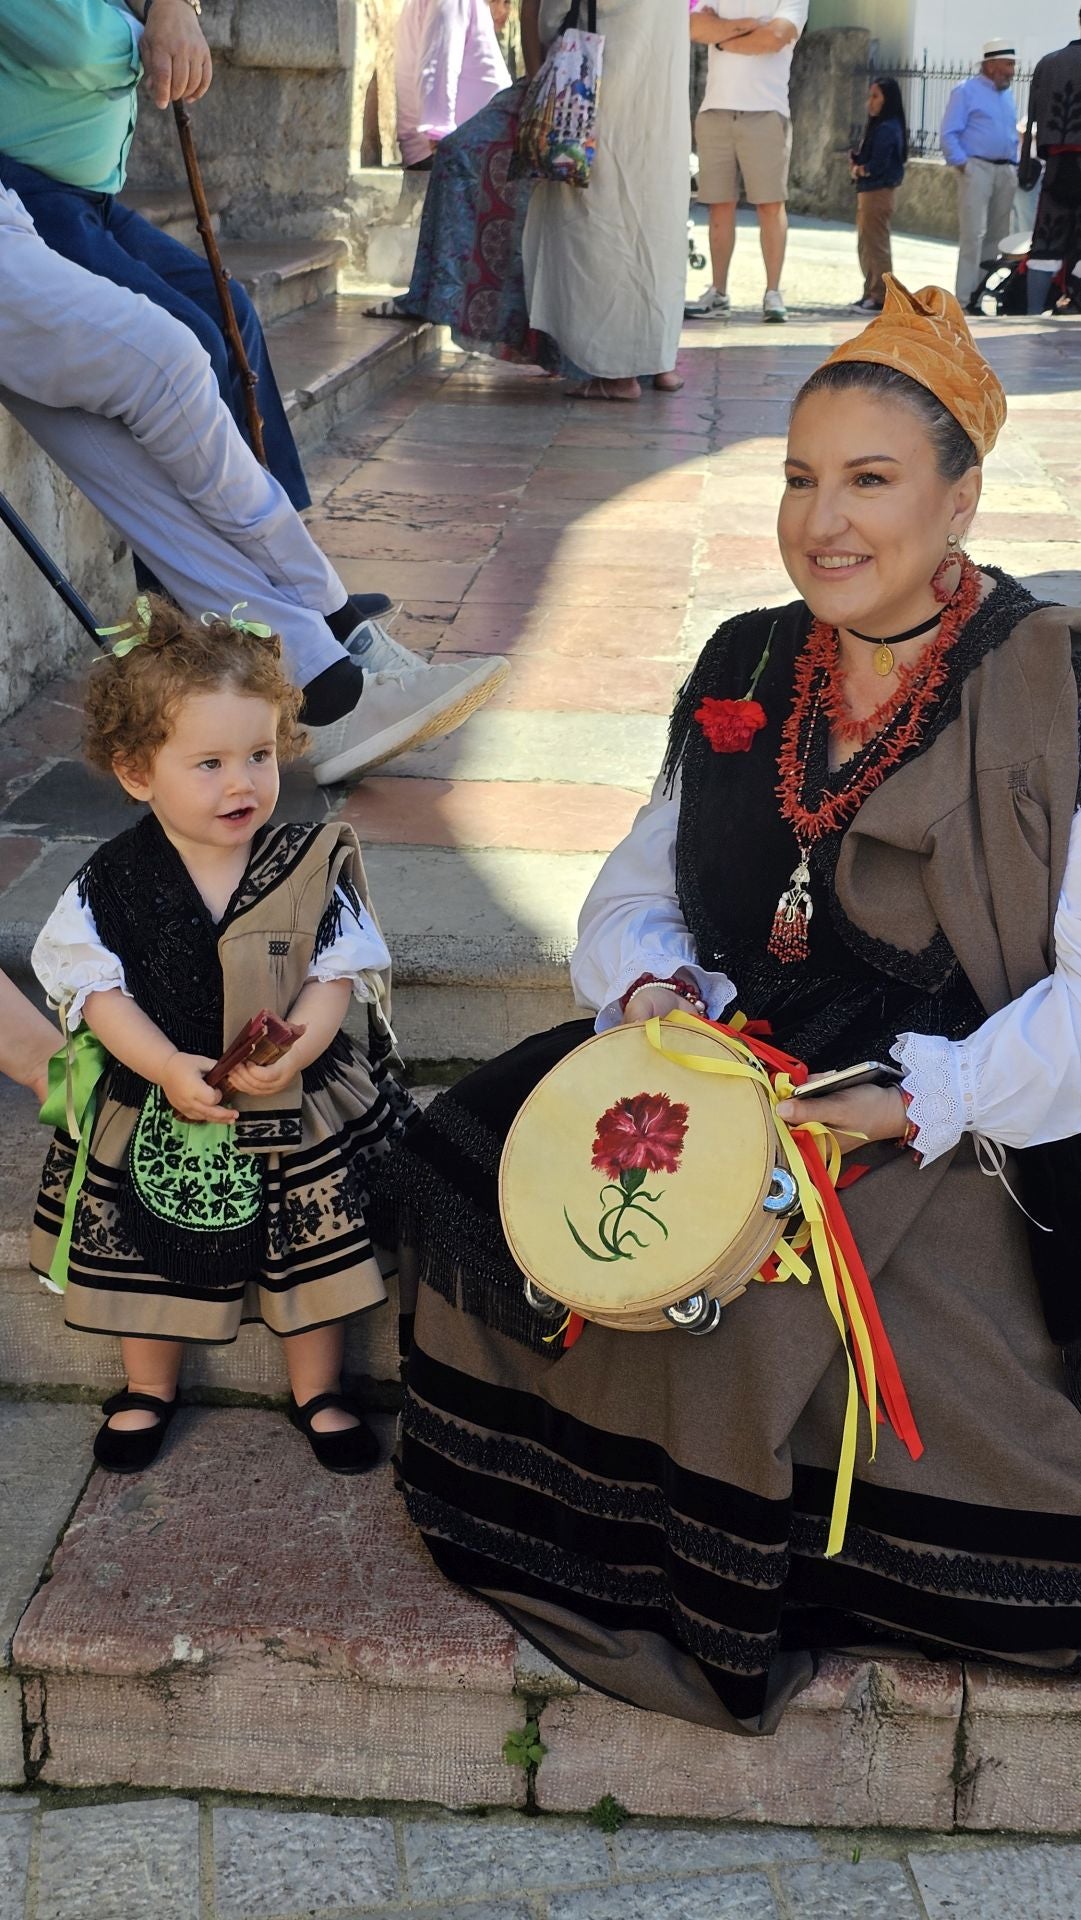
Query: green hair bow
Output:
[[201, 602, 273, 640], [96, 592, 153, 658]]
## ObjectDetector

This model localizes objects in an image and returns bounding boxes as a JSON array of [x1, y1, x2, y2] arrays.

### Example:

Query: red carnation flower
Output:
[[591, 1091, 689, 1180], [695, 696, 767, 753]]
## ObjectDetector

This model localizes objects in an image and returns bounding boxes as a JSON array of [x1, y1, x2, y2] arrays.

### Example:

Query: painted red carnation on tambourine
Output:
[[695, 696, 767, 753], [591, 1092, 689, 1179], [567, 1091, 689, 1264]]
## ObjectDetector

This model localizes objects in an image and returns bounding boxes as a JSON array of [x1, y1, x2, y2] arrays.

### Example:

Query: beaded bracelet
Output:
[[619, 972, 707, 1017], [896, 1087, 920, 1152]]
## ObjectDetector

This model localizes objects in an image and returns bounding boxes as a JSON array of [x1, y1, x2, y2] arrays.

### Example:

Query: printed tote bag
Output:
[[510, 0, 604, 189]]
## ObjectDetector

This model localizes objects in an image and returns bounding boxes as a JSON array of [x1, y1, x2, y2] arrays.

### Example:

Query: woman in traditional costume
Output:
[[370, 280, 1081, 1734], [31, 600, 415, 1477]]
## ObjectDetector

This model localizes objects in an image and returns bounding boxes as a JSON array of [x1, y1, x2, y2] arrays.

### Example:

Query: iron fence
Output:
[[849, 58, 1033, 159]]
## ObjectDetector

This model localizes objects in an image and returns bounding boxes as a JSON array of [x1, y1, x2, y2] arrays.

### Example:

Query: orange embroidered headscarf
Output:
[[821, 275, 1007, 461]]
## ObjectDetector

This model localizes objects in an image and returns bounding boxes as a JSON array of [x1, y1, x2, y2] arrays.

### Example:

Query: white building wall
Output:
[[809, 0, 1072, 73]]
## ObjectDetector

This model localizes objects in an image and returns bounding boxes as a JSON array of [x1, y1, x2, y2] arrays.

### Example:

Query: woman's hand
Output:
[[161, 1052, 237, 1125], [620, 983, 688, 1024], [775, 1081, 907, 1154]]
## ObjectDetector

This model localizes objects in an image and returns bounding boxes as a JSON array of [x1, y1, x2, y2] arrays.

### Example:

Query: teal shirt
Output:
[[0, 0, 143, 194]]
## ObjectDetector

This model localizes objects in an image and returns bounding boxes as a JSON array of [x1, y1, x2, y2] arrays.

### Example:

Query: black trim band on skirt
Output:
[[400, 1346, 1081, 1721]]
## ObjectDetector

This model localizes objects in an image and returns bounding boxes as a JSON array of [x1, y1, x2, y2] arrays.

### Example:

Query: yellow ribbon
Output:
[[643, 1010, 880, 1556]]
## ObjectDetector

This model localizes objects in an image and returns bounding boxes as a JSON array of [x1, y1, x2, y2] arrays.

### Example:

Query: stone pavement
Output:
[[0, 216, 1077, 1061], [5, 1795, 1081, 1919]]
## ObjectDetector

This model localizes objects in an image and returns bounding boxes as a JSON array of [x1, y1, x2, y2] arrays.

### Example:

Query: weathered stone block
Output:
[[0, 1808, 32, 1920], [0, 1261, 400, 1397], [36, 1801, 201, 1920], [0, 413, 130, 723], [536, 1658, 963, 1829], [0, 1679, 22, 1789], [213, 1808, 399, 1915], [14, 1414, 522, 1806], [910, 1841, 1081, 1918], [232, 0, 349, 70], [956, 1666, 1081, 1833], [402, 1818, 609, 1901]]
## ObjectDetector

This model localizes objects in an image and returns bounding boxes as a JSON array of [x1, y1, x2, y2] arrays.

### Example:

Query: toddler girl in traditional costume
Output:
[[30, 598, 415, 1475]]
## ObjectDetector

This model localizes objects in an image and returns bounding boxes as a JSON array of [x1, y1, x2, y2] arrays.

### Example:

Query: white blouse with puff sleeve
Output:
[[569, 770, 1081, 1169], [31, 882, 392, 1033]]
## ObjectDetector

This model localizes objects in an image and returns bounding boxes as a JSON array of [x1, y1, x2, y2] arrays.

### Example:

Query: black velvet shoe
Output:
[[287, 1390, 380, 1475], [93, 1390, 178, 1474]]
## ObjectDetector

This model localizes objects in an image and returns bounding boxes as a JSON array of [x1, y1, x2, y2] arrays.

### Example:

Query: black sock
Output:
[[324, 592, 393, 642], [299, 660, 364, 727]]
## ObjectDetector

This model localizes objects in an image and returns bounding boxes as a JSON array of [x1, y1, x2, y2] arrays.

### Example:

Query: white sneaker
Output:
[[763, 290, 788, 323], [684, 285, 730, 319], [343, 616, 420, 673], [306, 655, 509, 785]]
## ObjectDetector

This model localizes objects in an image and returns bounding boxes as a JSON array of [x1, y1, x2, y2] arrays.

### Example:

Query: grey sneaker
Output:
[[684, 285, 730, 319], [342, 616, 420, 673], [763, 290, 788, 323], [306, 655, 509, 785]]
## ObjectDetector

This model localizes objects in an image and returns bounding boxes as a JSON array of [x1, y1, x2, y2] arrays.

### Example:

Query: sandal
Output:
[[651, 371, 685, 394], [288, 1390, 380, 1476], [93, 1389, 178, 1475]]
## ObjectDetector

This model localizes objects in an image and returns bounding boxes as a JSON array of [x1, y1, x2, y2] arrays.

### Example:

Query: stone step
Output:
[[119, 185, 225, 251], [267, 297, 440, 453], [223, 237, 347, 326], [3, 1398, 1079, 1830]]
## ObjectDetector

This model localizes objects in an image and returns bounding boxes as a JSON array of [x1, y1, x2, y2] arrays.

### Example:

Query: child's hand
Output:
[[227, 1054, 301, 1098], [161, 1052, 238, 1124]]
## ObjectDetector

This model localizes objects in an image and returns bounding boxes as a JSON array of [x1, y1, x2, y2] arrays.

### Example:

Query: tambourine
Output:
[[499, 1018, 799, 1335]]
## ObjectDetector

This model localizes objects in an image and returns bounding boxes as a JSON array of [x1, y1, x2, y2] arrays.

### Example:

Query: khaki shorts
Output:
[[695, 108, 792, 205]]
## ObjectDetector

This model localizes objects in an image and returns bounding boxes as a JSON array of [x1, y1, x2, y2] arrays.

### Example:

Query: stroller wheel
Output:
[[690, 251, 707, 272]]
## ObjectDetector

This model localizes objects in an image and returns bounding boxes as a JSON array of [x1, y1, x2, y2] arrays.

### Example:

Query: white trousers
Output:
[[955, 158, 1017, 304], [0, 185, 345, 685]]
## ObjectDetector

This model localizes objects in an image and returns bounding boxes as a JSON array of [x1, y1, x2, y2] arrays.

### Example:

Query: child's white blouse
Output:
[[32, 883, 392, 1032], [569, 770, 1081, 1169]]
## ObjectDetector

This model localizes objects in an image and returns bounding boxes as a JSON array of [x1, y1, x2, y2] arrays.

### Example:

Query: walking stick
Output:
[[172, 100, 268, 465], [0, 488, 104, 647]]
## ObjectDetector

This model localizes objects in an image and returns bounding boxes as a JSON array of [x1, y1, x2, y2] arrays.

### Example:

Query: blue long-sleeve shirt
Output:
[[940, 73, 1019, 168], [854, 117, 905, 191]]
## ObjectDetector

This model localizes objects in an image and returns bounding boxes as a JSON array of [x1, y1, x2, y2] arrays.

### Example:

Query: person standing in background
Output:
[[395, 0, 510, 171], [940, 40, 1020, 310], [685, 0, 809, 324], [1023, 11, 1081, 314], [849, 76, 907, 312]]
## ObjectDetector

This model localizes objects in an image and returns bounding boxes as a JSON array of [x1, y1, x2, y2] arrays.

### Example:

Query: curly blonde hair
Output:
[[84, 596, 306, 779]]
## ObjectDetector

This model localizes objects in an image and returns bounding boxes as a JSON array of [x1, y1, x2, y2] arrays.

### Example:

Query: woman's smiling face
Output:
[[777, 387, 981, 636]]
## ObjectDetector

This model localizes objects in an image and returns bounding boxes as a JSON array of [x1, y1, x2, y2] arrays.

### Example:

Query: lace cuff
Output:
[[890, 1031, 971, 1167]]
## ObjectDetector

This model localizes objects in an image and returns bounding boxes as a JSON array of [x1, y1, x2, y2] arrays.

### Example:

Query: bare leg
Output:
[[284, 1322, 358, 1432], [109, 1336, 183, 1431], [757, 202, 788, 291], [707, 202, 738, 293]]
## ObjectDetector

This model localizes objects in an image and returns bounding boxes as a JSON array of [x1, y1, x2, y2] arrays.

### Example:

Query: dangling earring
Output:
[[931, 532, 961, 605]]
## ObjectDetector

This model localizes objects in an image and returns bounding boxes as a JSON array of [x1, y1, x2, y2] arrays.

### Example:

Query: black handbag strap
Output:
[[560, 0, 598, 34]]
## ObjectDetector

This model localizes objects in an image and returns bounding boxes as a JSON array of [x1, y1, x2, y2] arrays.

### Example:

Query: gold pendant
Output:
[[873, 642, 895, 677]]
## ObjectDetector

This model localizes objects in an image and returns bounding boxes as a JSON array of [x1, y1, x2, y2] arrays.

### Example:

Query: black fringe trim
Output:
[[366, 1140, 569, 1357], [313, 873, 365, 962], [117, 1169, 266, 1291]]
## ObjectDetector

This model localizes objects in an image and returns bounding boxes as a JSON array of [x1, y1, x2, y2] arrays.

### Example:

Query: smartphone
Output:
[[788, 1060, 904, 1100]]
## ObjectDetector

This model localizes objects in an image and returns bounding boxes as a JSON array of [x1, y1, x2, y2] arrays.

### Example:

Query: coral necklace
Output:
[[768, 555, 983, 964]]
